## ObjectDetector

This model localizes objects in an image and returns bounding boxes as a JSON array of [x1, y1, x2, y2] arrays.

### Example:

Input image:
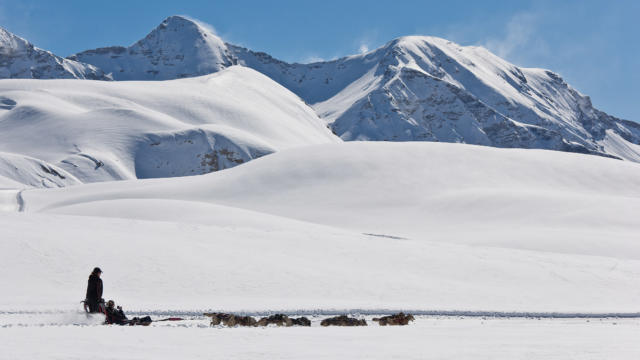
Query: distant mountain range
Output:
[[2, 15, 639, 163]]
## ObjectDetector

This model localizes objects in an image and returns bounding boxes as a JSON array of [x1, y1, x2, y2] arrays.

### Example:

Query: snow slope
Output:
[[70, 16, 640, 161], [0, 27, 110, 80], [23, 142, 640, 258], [0, 66, 339, 186], [1, 142, 638, 312]]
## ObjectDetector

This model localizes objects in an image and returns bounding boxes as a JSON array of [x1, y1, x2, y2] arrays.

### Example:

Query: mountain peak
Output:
[[381, 35, 459, 52], [134, 15, 225, 50], [161, 15, 197, 25], [70, 16, 234, 80], [159, 15, 209, 30], [150, 15, 217, 40]]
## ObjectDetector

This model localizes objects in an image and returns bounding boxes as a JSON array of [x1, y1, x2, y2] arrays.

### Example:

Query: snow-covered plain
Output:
[[2, 316, 638, 360]]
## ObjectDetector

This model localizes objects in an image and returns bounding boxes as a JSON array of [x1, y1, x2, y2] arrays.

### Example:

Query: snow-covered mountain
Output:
[[3, 15, 639, 167], [234, 38, 640, 161], [70, 16, 640, 161], [0, 27, 110, 80], [0, 66, 339, 187], [69, 16, 236, 80]]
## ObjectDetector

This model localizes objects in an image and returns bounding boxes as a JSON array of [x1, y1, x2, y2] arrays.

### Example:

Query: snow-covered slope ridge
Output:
[[0, 27, 110, 80], [0, 66, 339, 186], [72, 16, 640, 161], [23, 142, 640, 259]]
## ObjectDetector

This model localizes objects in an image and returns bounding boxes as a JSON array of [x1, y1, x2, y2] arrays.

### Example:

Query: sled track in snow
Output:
[[3, 309, 640, 319]]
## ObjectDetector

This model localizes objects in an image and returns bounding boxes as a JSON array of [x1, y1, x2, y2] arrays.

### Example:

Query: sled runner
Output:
[[81, 299, 106, 315]]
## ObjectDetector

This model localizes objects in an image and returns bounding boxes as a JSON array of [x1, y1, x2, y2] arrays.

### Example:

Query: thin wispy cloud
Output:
[[472, 11, 552, 69], [354, 29, 380, 55], [482, 12, 538, 59], [178, 14, 220, 36], [302, 55, 325, 64]]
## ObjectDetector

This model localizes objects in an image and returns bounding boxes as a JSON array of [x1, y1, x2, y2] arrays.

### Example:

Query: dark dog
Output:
[[204, 312, 230, 326], [320, 315, 367, 326], [291, 316, 311, 327], [256, 314, 293, 327], [372, 312, 415, 326], [204, 313, 257, 327]]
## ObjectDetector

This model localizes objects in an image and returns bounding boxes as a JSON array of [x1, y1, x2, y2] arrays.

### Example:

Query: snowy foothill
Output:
[[0, 66, 339, 186]]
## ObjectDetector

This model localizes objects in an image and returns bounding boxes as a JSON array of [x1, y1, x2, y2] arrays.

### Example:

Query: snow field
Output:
[[22, 142, 640, 258], [1, 142, 640, 313]]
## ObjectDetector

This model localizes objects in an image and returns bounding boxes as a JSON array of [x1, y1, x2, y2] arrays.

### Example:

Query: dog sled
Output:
[[81, 299, 183, 326]]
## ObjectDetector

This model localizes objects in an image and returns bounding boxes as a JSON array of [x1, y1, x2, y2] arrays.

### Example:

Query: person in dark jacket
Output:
[[105, 300, 152, 326], [85, 267, 104, 313], [105, 300, 128, 325]]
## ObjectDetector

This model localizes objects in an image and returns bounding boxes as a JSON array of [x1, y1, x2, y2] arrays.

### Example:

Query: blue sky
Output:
[[1, 0, 637, 121]]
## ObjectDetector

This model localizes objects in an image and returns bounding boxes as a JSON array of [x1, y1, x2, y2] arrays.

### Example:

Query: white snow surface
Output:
[[0, 66, 339, 186], [2, 142, 640, 313], [2, 317, 638, 360]]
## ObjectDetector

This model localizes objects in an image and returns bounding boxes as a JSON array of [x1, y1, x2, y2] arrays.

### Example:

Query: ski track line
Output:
[[2, 309, 640, 319]]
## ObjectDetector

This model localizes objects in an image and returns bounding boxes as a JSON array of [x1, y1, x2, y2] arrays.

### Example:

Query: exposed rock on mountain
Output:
[[0, 27, 110, 80]]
